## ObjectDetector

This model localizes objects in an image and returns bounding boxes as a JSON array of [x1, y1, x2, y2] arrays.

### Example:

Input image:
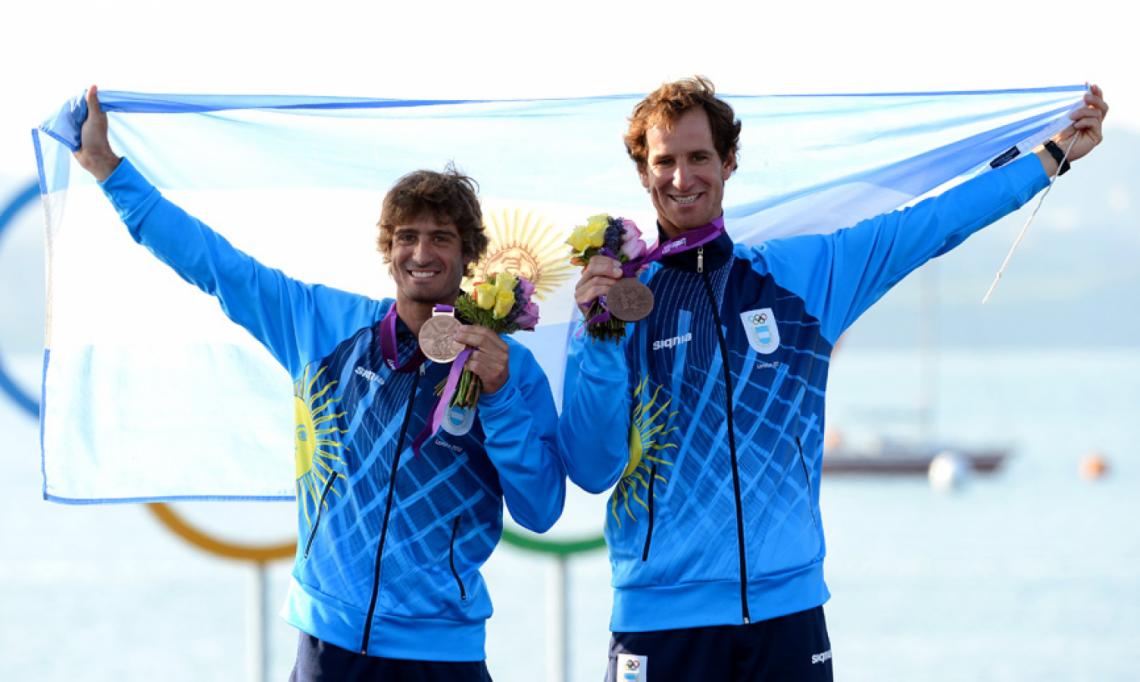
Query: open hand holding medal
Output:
[[410, 271, 540, 455], [567, 215, 651, 340], [568, 214, 724, 340], [418, 307, 464, 363]]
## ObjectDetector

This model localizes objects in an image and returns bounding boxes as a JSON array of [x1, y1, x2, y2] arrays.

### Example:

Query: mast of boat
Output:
[[918, 261, 938, 443]]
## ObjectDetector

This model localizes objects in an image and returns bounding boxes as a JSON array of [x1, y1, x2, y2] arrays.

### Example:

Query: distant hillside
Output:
[[843, 126, 1140, 349]]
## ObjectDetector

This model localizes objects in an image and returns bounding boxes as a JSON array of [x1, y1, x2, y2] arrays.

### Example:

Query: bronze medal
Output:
[[606, 278, 655, 322], [418, 313, 464, 363]]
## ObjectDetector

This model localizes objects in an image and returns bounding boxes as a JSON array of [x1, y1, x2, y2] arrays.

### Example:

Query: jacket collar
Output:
[[657, 222, 735, 272]]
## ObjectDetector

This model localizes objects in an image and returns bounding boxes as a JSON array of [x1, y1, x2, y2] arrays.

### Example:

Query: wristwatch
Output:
[[1043, 140, 1072, 176]]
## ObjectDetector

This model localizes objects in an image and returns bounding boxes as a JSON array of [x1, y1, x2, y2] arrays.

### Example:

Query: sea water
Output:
[[1, 349, 1137, 681]]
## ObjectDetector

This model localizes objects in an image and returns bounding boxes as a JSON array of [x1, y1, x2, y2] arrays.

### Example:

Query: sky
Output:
[[1, 0, 1136, 177], [1, 0, 1134, 353]]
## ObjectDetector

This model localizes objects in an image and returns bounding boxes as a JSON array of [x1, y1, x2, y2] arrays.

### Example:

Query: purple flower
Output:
[[516, 276, 536, 300], [514, 301, 540, 329]]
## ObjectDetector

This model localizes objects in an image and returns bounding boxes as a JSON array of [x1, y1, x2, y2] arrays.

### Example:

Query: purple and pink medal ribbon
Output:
[[379, 303, 464, 456], [588, 217, 725, 324], [378, 303, 425, 373], [409, 304, 472, 456]]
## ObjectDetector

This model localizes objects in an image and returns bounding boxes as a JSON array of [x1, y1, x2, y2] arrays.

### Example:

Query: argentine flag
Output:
[[33, 85, 1084, 502]]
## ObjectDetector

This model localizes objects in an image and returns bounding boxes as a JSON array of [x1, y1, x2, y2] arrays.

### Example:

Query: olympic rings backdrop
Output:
[[0, 181, 40, 419]]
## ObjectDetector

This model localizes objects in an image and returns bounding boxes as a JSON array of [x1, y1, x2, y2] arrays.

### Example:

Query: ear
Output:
[[638, 166, 651, 190], [721, 150, 736, 182]]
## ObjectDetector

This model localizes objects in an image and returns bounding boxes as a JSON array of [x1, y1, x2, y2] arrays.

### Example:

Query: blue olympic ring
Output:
[[0, 181, 42, 419]]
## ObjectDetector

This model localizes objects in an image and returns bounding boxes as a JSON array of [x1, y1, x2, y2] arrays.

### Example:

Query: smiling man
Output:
[[560, 76, 1107, 681], [73, 85, 566, 682]]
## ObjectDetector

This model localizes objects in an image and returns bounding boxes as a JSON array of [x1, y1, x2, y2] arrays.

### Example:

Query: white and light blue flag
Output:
[[33, 85, 1084, 502]]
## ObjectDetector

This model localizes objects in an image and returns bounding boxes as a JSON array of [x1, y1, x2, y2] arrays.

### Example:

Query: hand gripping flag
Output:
[[32, 86, 1084, 502]]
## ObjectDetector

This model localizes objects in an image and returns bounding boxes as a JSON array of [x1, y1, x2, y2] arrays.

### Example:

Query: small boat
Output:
[[823, 437, 1010, 475], [824, 265, 1013, 477]]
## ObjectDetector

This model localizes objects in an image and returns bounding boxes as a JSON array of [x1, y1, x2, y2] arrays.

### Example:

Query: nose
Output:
[[672, 161, 691, 190], [411, 235, 432, 263]]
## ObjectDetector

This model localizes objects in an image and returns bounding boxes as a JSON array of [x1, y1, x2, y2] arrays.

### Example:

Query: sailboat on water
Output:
[[822, 264, 1012, 476]]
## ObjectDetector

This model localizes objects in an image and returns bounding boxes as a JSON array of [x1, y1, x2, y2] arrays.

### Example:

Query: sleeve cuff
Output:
[[477, 379, 521, 417], [1012, 152, 1051, 194]]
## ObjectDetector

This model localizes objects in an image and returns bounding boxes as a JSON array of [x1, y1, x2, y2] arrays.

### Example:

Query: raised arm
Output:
[[755, 86, 1109, 345], [72, 86, 379, 373]]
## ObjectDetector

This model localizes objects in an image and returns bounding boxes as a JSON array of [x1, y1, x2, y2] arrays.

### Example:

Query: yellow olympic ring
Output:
[[147, 503, 296, 563]]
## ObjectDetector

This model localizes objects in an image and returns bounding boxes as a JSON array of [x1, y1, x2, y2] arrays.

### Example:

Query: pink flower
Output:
[[619, 219, 648, 260], [514, 301, 540, 329], [620, 218, 642, 242]]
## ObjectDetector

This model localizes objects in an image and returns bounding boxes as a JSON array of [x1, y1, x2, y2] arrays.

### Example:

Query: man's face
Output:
[[389, 215, 467, 306], [640, 108, 734, 238]]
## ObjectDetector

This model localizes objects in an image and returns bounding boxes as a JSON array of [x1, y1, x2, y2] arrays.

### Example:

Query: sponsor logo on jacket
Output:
[[652, 332, 693, 351], [354, 365, 385, 385]]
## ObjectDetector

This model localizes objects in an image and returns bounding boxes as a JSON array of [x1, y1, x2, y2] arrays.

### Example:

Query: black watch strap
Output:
[[1043, 140, 1072, 176]]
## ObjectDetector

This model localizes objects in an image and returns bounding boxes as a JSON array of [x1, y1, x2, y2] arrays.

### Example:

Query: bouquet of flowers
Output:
[[567, 214, 648, 341], [450, 271, 539, 407]]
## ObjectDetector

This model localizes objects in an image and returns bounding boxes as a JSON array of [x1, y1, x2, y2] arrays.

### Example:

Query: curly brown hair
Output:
[[624, 76, 741, 175], [377, 166, 488, 276]]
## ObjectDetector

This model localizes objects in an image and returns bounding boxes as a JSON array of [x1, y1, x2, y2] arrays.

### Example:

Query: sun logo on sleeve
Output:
[[464, 208, 575, 301], [294, 364, 349, 526], [611, 376, 678, 526]]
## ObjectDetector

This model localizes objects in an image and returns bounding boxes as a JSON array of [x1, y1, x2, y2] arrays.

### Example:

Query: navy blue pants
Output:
[[289, 633, 493, 682], [606, 606, 833, 681]]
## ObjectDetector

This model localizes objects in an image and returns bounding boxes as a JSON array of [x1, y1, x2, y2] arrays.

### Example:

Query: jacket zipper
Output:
[[449, 515, 468, 601], [795, 436, 818, 526], [302, 471, 341, 558], [641, 463, 658, 561], [698, 247, 752, 625], [359, 364, 423, 655]]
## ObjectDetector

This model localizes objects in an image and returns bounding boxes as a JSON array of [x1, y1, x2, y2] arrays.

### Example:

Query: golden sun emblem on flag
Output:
[[611, 376, 678, 526], [294, 364, 348, 526], [465, 208, 575, 301]]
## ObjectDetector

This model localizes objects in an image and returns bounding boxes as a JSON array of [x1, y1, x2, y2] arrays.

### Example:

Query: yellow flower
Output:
[[493, 288, 515, 319], [586, 214, 609, 231], [474, 282, 498, 310], [566, 215, 608, 253], [494, 271, 518, 295], [566, 225, 592, 253]]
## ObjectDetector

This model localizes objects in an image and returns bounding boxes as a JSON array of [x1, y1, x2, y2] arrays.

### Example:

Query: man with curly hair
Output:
[[73, 85, 566, 682], [562, 76, 1107, 680]]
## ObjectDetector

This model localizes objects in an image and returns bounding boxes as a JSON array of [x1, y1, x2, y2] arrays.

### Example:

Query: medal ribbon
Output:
[[588, 217, 725, 324], [411, 304, 471, 456], [378, 303, 426, 373]]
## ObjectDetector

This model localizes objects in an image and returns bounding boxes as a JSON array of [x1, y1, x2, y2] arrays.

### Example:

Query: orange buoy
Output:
[[1079, 451, 1110, 480]]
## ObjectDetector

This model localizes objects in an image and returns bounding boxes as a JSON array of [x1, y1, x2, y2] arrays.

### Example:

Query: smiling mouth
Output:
[[408, 270, 439, 280], [670, 193, 701, 206]]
